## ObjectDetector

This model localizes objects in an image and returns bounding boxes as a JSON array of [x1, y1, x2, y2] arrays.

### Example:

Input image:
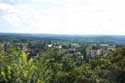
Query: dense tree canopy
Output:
[[0, 47, 124, 83]]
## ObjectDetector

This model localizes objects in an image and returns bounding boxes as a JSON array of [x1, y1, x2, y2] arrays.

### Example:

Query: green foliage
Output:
[[0, 47, 124, 83], [0, 51, 37, 83]]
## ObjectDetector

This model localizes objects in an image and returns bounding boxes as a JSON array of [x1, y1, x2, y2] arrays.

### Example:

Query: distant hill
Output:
[[0, 33, 125, 44]]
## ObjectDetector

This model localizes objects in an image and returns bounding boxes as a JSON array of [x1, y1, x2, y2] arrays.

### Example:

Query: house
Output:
[[89, 46, 104, 58]]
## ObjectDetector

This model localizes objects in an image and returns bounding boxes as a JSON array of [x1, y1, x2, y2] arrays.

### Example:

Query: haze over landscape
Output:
[[0, 0, 125, 35]]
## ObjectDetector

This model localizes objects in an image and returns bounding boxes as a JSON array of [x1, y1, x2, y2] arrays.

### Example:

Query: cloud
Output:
[[0, 2, 16, 15], [0, 0, 30, 5], [63, 0, 125, 35], [0, 1, 29, 31], [32, 0, 63, 4], [0, 0, 64, 33], [0, 0, 125, 35]]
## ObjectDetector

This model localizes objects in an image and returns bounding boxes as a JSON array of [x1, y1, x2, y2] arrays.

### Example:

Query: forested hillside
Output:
[[0, 46, 124, 83]]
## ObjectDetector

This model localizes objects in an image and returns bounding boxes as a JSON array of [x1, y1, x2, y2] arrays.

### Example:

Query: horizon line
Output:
[[0, 32, 125, 36]]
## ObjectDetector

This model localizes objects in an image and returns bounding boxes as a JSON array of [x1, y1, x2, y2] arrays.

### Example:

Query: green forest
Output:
[[0, 46, 124, 83]]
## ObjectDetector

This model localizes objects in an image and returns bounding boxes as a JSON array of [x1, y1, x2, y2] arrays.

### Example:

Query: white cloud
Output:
[[0, 0, 31, 4], [0, 0, 63, 33], [32, 0, 63, 3], [0, 0, 125, 35], [63, 0, 125, 35], [0, 3, 16, 15]]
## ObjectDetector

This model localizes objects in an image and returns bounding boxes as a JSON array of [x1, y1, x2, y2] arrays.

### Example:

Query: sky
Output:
[[0, 0, 125, 35]]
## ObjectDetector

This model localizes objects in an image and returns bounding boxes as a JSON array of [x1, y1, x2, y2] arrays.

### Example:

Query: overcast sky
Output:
[[0, 0, 125, 35]]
